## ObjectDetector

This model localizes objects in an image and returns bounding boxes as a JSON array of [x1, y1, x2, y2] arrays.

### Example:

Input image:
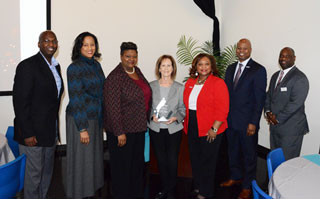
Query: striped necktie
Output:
[[233, 63, 243, 89], [275, 70, 284, 90]]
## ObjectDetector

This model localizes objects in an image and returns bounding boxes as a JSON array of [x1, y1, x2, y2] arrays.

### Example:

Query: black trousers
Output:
[[188, 110, 222, 198], [107, 131, 145, 199], [149, 128, 182, 194]]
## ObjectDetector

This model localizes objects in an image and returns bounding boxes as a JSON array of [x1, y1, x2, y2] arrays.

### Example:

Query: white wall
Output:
[[217, 0, 320, 155], [20, 0, 47, 60], [0, 0, 46, 135], [51, 0, 212, 144], [2, 1, 319, 154]]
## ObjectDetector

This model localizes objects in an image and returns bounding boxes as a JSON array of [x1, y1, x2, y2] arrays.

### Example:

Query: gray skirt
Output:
[[66, 115, 104, 199]]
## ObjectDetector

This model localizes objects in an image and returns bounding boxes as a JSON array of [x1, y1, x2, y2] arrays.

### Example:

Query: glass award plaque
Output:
[[154, 98, 171, 122]]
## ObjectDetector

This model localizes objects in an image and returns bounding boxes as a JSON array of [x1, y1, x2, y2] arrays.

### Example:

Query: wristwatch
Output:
[[211, 127, 218, 133]]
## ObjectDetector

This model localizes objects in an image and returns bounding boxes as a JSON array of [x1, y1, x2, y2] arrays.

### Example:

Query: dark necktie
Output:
[[275, 70, 284, 90], [233, 63, 243, 89]]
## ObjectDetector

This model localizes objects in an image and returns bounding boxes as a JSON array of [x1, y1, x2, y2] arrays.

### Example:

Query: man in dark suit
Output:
[[265, 47, 309, 160], [13, 30, 64, 199], [220, 38, 267, 199]]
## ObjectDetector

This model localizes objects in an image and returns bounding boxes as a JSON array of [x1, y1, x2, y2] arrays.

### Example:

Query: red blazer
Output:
[[183, 75, 229, 137]]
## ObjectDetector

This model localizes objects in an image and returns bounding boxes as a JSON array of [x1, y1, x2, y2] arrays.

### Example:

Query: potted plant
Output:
[[176, 35, 237, 80]]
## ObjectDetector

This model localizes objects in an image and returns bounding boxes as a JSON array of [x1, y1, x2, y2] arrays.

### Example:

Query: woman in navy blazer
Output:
[[148, 55, 185, 199]]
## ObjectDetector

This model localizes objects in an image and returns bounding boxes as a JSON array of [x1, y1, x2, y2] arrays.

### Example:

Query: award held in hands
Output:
[[155, 98, 172, 122]]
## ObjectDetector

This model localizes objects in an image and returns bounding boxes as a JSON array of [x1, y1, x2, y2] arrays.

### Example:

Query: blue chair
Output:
[[266, 148, 285, 179], [5, 126, 20, 158], [252, 180, 272, 199], [0, 154, 26, 198]]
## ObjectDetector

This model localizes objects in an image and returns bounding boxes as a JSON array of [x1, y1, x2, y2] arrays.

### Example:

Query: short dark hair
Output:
[[155, 55, 177, 80], [189, 53, 218, 78], [120, 42, 138, 55], [38, 30, 57, 43], [286, 47, 295, 56], [71, 32, 101, 62]]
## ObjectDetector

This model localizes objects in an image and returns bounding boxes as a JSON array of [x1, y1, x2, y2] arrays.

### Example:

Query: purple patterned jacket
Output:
[[103, 63, 151, 136]]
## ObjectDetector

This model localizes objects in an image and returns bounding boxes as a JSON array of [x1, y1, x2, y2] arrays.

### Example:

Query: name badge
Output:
[[280, 87, 287, 92]]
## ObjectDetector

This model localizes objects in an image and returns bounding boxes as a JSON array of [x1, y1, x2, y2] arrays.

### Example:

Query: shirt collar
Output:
[[238, 57, 251, 67], [281, 65, 295, 74], [39, 51, 59, 67]]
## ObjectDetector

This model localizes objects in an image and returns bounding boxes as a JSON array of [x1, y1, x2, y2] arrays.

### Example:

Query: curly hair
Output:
[[120, 42, 138, 55], [155, 55, 177, 80], [71, 32, 101, 62], [189, 53, 218, 78]]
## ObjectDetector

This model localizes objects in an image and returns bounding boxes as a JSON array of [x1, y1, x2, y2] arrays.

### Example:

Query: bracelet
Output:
[[211, 127, 218, 133], [80, 129, 87, 132]]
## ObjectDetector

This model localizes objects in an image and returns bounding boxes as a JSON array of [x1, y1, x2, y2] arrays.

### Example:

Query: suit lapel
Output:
[[37, 53, 59, 98], [230, 62, 237, 77], [228, 62, 237, 90], [153, 81, 161, 106], [233, 59, 252, 90], [272, 66, 297, 97], [279, 66, 297, 87], [153, 81, 176, 104], [270, 71, 280, 97], [55, 64, 64, 99], [166, 82, 176, 102], [120, 65, 145, 98]]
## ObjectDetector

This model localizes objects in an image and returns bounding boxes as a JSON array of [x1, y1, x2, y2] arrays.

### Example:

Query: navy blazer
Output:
[[224, 58, 267, 131], [13, 52, 64, 147]]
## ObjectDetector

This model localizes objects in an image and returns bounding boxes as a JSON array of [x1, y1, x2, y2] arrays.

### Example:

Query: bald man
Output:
[[13, 30, 64, 199], [265, 47, 309, 160], [221, 39, 267, 199]]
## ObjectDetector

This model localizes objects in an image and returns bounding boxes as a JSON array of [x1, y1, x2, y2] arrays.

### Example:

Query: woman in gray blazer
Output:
[[148, 55, 185, 199]]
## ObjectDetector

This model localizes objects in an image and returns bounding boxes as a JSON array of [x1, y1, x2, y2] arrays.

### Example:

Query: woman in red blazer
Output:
[[183, 53, 229, 199]]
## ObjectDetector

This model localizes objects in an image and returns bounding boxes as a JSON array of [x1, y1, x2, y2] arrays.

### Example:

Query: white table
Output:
[[0, 133, 15, 166], [268, 154, 320, 199]]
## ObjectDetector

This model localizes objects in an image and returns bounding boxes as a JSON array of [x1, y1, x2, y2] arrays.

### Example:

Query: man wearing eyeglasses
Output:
[[13, 30, 64, 199]]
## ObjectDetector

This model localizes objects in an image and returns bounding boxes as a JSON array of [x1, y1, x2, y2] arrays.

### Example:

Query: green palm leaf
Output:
[[201, 41, 214, 56], [177, 35, 237, 80], [216, 44, 237, 78], [176, 35, 202, 66]]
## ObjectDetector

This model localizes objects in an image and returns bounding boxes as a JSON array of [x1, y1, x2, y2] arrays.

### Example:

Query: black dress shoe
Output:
[[155, 192, 167, 199]]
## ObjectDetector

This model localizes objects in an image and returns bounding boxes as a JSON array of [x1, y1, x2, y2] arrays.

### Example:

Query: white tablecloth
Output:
[[0, 133, 15, 166], [268, 154, 320, 199]]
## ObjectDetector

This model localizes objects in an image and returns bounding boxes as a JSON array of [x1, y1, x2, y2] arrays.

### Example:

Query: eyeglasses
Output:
[[42, 39, 58, 45]]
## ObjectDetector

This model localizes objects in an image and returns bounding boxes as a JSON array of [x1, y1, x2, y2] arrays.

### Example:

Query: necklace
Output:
[[125, 67, 135, 74], [197, 76, 208, 85]]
